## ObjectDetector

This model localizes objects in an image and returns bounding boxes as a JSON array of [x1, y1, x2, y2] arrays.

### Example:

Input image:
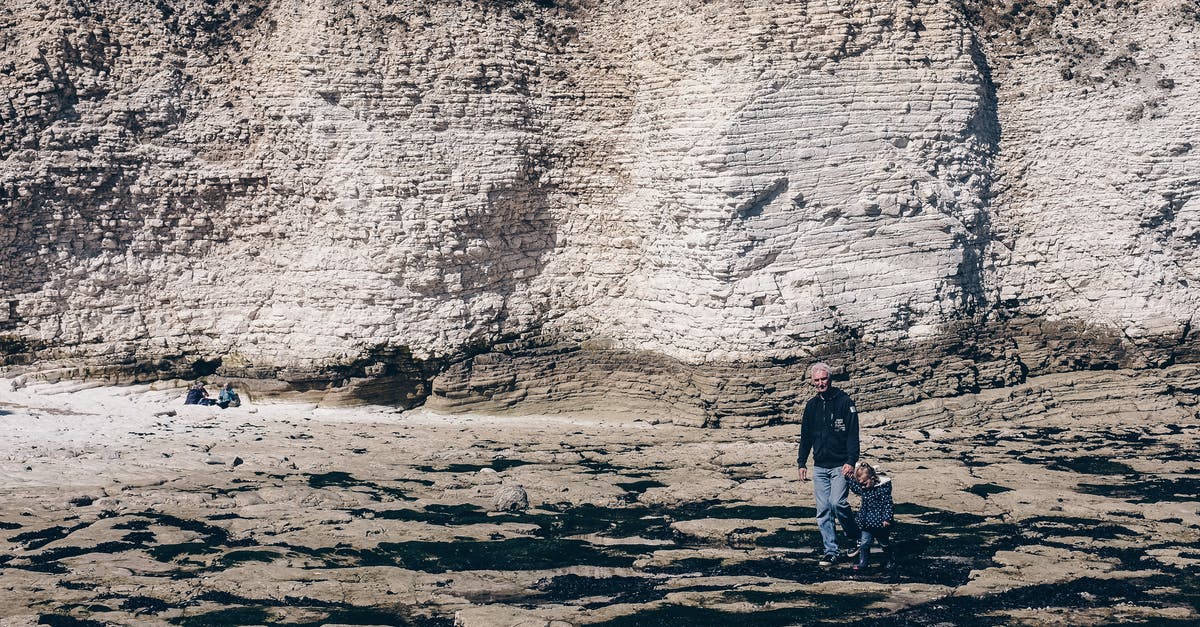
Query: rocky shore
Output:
[[2, 368, 1197, 626]]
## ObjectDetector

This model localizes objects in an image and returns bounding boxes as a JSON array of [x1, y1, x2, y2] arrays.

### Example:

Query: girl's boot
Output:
[[853, 545, 869, 570]]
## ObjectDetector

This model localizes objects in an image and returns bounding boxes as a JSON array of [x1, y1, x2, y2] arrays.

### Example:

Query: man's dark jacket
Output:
[[796, 386, 860, 469]]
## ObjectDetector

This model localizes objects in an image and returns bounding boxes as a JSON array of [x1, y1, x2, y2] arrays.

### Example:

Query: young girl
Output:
[[847, 461, 895, 570]]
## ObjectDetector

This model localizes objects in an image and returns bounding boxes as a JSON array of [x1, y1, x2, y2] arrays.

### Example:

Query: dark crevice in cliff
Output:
[[955, 15, 1002, 321]]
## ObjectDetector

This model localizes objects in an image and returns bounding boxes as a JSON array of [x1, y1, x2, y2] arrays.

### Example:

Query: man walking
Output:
[[797, 362, 860, 566]]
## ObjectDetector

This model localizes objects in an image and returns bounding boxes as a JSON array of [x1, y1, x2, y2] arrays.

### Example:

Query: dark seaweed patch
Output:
[[173, 607, 271, 627], [966, 483, 1013, 497], [120, 595, 169, 613], [641, 556, 723, 576], [24, 541, 138, 573], [363, 537, 638, 572], [704, 504, 814, 520], [918, 510, 989, 526], [363, 503, 495, 526], [1078, 477, 1200, 503], [412, 458, 532, 473], [307, 471, 358, 489], [138, 512, 235, 545], [532, 503, 677, 540], [195, 590, 249, 605], [532, 573, 664, 607], [121, 530, 156, 544], [887, 519, 1023, 587], [1049, 456, 1136, 475], [292, 536, 641, 572], [616, 479, 666, 494], [366, 501, 813, 544], [306, 472, 414, 501], [218, 549, 283, 565], [373, 485, 417, 501], [893, 503, 938, 515], [110, 511, 252, 567], [1093, 544, 1163, 569], [10, 522, 87, 550], [754, 527, 821, 549], [1026, 516, 1138, 540], [148, 541, 221, 563], [207, 483, 258, 497], [679, 555, 819, 582], [577, 457, 626, 474], [368, 502, 678, 541], [551, 502, 810, 539]]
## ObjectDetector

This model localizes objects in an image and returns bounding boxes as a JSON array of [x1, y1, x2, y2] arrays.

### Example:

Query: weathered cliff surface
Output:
[[3, 0, 1198, 423]]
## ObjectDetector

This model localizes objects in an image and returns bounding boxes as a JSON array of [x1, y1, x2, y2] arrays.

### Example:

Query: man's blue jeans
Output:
[[813, 465, 859, 556]]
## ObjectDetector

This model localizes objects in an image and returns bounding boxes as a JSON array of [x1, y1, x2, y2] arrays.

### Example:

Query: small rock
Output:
[[67, 494, 95, 507], [230, 456, 244, 467], [492, 484, 529, 512]]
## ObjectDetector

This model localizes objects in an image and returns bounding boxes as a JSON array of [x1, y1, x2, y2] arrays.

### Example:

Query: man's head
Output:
[[809, 362, 832, 394]]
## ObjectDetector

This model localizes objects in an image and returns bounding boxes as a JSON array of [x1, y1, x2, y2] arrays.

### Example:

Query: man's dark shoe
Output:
[[845, 546, 861, 559], [818, 554, 839, 567]]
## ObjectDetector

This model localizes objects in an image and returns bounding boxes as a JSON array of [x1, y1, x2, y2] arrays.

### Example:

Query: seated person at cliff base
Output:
[[184, 381, 215, 406], [217, 383, 241, 409]]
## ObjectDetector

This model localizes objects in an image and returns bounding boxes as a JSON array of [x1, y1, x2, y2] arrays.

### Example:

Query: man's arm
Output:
[[797, 412, 812, 481]]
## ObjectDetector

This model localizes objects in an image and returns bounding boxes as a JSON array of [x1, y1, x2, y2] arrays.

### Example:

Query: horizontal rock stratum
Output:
[[2, 0, 1198, 424]]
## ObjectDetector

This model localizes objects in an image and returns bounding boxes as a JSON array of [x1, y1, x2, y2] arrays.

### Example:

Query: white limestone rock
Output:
[[1, 0, 1198, 421]]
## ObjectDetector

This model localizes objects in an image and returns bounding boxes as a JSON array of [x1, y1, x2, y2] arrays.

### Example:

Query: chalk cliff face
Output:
[[3, 0, 1199, 424]]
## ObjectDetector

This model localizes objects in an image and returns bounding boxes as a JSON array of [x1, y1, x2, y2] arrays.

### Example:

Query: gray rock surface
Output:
[[2, 0, 1199, 423], [0, 374, 1197, 624]]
